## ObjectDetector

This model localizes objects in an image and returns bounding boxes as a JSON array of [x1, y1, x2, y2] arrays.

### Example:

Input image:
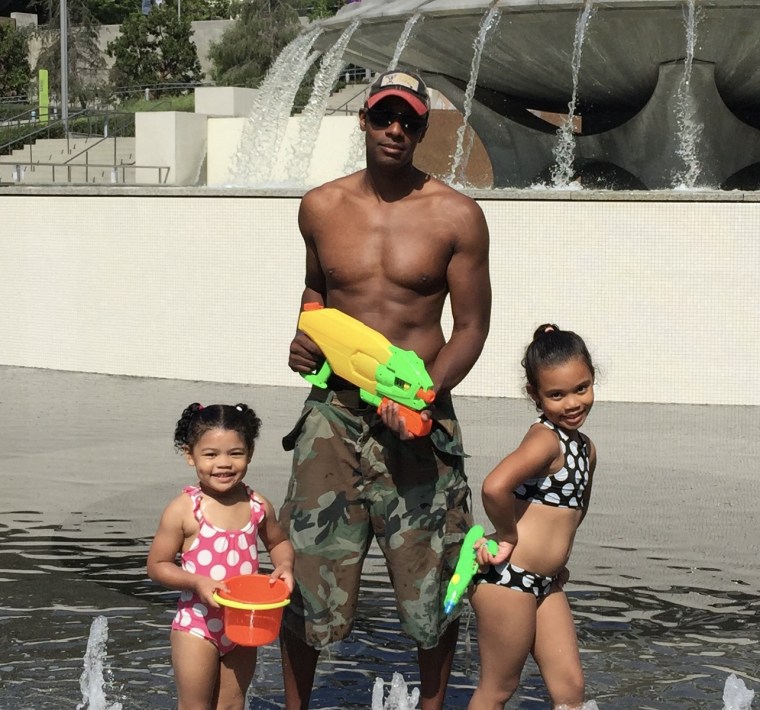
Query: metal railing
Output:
[[6, 161, 170, 185], [325, 83, 373, 116]]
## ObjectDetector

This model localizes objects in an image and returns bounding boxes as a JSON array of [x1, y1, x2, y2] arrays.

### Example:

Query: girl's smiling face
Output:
[[184, 427, 252, 495], [529, 356, 595, 431]]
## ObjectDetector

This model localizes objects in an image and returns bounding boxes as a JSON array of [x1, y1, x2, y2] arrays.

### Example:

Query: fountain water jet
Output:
[[286, 19, 362, 185], [550, 0, 595, 188], [76, 616, 122, 710], [674, 0, 703, 188], [448, 4, 501, 186], [231, 28, 322, 186], [307, 0, 760, 190]]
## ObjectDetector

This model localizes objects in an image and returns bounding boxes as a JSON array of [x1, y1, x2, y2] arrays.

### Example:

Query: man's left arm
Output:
[[429, 198, 491, 396]]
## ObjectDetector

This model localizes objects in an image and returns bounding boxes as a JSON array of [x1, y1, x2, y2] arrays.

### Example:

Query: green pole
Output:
[[39, 69, 49, 124]]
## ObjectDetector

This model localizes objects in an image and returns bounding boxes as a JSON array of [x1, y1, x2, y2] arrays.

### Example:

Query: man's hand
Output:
[[288, 331, 324, 373], [379, 400, 432, 440]]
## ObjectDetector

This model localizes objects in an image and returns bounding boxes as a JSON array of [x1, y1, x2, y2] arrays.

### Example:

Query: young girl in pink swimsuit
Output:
[[148, 402, 294, 710]]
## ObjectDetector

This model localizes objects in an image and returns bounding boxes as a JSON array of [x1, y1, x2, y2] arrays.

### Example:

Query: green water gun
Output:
[[443, 525, 498, 615], [297, 303, 436, 436]]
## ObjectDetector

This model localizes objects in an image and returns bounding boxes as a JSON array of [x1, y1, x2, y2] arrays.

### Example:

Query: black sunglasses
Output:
[[365, 108, 428, 134]]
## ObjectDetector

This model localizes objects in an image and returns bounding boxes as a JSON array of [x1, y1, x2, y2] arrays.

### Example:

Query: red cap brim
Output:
[[367, 88, 429, 116]]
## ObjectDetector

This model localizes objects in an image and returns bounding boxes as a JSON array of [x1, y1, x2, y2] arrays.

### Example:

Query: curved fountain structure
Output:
[[310, 0, 760, 189]]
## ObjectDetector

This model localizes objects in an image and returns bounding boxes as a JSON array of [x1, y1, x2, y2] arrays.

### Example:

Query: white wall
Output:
[[0, 191, 758, 406], [136, 112, 208, 184]]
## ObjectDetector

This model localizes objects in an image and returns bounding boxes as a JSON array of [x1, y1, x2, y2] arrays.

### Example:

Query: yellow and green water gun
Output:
[[297, 303, 436, 436], [443, 525, 499, 615]]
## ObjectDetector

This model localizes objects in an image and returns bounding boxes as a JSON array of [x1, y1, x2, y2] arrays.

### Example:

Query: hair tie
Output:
[[198, 404, 204, 410], [543, 326, 555, 334], [235, 405, 243, 412]]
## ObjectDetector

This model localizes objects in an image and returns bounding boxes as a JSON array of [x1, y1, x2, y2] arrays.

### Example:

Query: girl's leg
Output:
[[215, 645, 258, 710], [532, 590, 584, 708], [171, 630, 220, 710], [467, 584, 537, 710]]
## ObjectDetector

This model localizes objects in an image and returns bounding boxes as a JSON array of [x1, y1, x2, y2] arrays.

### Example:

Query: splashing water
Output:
[[371, 673, 420, 709], [343, 12, 425, 176], [448, 5, 501, 186], [230, 28, 322, 186], [674, 0, 703, 188], [286, 19, 361, 185], [723, 673, 755, 710], [551, 0, 595, 188], [76, 616, 123, 710], [388, 13, 423, 71]]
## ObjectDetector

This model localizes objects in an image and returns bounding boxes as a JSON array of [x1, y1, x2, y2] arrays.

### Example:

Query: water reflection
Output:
[[1, 511, 757, 709]]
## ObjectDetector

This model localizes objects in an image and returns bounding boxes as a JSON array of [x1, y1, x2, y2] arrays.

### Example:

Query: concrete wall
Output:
[[1, 189, 758, 406], [136, 112, 207, 184]]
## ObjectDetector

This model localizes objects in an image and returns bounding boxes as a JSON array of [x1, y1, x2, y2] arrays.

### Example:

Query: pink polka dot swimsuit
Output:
[[171, 484, 265, 654]]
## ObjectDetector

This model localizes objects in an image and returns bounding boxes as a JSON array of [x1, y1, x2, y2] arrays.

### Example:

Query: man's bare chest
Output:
[[315, 217, 452, 294]]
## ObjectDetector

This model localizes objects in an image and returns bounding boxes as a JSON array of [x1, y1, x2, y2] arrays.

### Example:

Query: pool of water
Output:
[[2, 516, 757, 708], [0, 366, 757, 708]]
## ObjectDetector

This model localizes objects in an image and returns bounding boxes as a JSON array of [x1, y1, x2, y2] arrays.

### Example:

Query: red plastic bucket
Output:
[[212, 574, 290, 647]]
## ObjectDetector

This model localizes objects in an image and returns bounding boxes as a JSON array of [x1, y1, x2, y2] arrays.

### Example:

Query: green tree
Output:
[[85, 0, 139, 26], [0, 22, 31, 98], [175, 0, 234, 21], [305, 0, 342, 21], [33, 0, 107, 108], [207, 0, 304, 88], [107, 3, 202, 92]]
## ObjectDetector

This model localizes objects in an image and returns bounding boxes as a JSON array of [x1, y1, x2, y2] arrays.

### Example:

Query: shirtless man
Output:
[[279, 70, 492, 710]]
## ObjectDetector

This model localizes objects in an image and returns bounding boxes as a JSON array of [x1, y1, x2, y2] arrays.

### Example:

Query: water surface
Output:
[[1, 367, 757, 708]]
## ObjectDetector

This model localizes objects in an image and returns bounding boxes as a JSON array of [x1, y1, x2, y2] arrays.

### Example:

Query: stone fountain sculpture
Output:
[[310, 0, 760, 190]]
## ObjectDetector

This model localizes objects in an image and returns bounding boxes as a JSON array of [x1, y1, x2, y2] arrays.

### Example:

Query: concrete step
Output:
[[0, 137, 136, 184], [324, 82, 370, 115], [0, 137, 135, 165]]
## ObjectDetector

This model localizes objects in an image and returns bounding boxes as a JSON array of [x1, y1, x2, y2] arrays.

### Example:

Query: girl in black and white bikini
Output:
[[468, 324, 598, 710]]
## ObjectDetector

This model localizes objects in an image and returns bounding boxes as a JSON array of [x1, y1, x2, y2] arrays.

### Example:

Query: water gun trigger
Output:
[[301, 359, 332, 388], [417, 388, 436, 404], [379, 397, 432, 437]]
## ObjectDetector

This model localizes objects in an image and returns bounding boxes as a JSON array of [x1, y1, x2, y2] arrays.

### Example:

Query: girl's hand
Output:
[[194, 576, 227, 608], [475, 537, 515, 567], [269, 564, 295, 594], [552, 566, 570, 591]]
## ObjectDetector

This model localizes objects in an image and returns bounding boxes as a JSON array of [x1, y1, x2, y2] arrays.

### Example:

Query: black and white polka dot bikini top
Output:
[[514, 416, 590, 509]]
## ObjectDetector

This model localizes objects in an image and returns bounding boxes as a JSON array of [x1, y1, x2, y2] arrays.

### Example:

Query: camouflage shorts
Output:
[[279, 387, 472, 650]]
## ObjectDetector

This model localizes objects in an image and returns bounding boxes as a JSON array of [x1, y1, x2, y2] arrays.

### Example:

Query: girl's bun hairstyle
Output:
[[522, 323, 595, 391]]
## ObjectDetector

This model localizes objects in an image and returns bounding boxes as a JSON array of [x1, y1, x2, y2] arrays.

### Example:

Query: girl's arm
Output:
[[477, 425, 560, 566], [257, 496, 295, 593], [146, 496, 225, 606]]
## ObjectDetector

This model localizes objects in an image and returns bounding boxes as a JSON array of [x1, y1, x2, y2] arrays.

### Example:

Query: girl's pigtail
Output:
[[174, 402, 203, 452], [234, 403, 262, 443]]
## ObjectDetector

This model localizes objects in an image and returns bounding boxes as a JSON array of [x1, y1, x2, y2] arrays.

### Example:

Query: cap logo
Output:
[[378, 71, 422, 94]]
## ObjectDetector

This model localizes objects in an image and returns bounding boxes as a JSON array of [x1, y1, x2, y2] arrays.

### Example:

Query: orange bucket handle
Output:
[[212, 591, 291, 612]]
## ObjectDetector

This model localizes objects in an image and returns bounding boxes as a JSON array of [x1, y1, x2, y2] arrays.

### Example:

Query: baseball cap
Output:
[[366, 70, 430, 116]]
